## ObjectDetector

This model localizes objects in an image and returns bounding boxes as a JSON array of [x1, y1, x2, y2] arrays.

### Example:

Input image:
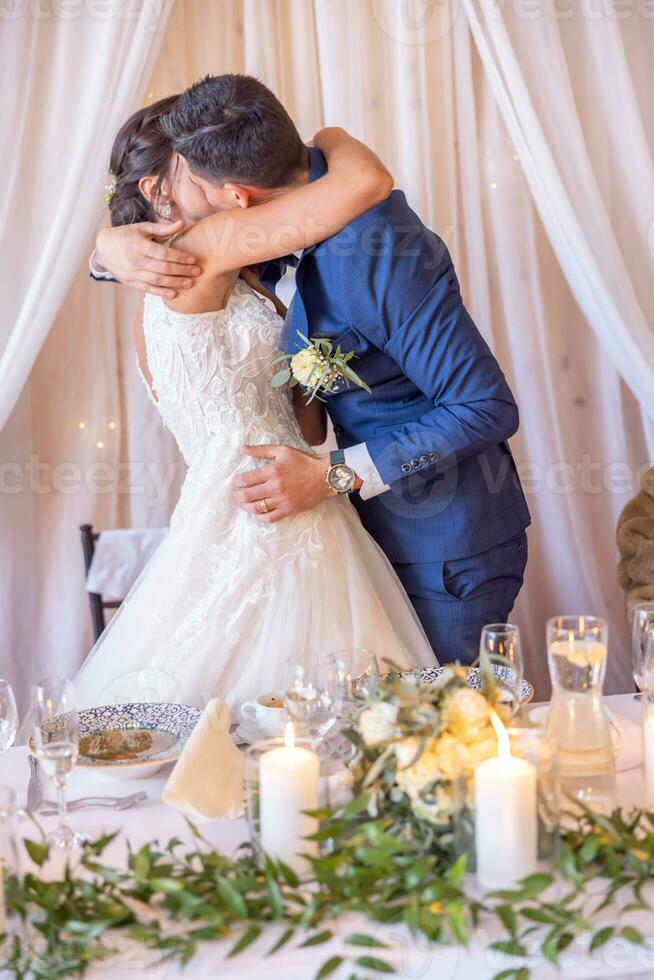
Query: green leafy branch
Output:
[[2, 801, 653, 980]]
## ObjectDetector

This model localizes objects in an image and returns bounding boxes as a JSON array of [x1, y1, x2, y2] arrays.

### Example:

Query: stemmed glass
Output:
[[328, 648, 380, 717], [31, 677, 88, 851], [283, 656, 343, 750], [631, 602, 654, 698], [0, 681, 18, 756], [478, 624, 524, 718]]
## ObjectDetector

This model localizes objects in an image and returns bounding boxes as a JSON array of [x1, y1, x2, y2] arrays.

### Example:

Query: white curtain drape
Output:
[[462, 0, 654, 427], [2, 0, 652, 708], [0, 0, 174, 432]]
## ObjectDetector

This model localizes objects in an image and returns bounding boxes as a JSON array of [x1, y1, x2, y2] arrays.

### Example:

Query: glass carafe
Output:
[[545, 615, 616, 814]]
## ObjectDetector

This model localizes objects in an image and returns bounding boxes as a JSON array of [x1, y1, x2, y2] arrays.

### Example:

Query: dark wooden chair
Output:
[[79, 524, 122, 642]]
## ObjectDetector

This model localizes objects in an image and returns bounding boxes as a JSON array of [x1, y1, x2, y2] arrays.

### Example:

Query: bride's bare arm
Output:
[[174, 129, 393, 281], [292, 388, 327, 446]]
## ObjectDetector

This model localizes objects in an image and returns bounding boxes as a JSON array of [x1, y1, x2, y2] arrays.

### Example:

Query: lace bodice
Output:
[[142, 282, 308, 467]]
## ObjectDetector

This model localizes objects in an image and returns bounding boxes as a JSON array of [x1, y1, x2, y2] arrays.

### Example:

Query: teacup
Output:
[[240, 691, 287, 736]]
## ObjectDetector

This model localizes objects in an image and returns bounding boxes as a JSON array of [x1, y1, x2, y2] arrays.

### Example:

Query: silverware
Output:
[[39, 791, 147, 816], [42, 792, 148, 810], [26, 755, 43, 812]]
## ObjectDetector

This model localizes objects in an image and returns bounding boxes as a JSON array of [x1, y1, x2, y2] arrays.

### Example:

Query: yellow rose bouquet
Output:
[[345, 668, 499, 840]]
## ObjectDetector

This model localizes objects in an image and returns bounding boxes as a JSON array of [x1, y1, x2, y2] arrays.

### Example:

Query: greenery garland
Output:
[[1, 798, 653, 980]]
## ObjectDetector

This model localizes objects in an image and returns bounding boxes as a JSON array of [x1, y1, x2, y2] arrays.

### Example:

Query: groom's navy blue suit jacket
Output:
[[261, 148, 530, 564]]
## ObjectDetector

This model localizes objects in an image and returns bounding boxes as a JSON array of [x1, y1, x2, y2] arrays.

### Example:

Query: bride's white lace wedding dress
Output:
[[75, 281, 435, 711]]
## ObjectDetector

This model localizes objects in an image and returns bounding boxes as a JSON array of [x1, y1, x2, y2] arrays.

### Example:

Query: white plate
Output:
[[30, 702, 201, 780]]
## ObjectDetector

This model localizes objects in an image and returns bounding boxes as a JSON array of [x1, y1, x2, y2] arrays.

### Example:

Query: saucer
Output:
[[232, 719, 285, 746]]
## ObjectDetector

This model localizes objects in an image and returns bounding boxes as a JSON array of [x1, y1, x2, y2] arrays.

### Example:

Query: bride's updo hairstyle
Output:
[[108, 94, 179, 226]]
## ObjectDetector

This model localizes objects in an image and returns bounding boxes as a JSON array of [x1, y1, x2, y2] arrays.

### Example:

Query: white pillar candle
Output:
[[260, 722, 320, 876], [475, 714, 538, 890], [643, 702, 654, 809]]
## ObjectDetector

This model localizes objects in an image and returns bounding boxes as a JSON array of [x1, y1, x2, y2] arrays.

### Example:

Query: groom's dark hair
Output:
[[161, 74, 307, 188]]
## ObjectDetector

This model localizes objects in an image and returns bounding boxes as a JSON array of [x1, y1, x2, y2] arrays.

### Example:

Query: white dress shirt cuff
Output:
[[89, 249, 112, 279], [343, 443, 390, 501]]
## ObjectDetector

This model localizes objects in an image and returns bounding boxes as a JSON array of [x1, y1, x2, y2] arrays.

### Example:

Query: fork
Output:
[[38, 791, 147, 816]]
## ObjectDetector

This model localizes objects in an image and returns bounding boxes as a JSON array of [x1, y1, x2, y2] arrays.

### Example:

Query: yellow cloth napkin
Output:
[[162, 699, 244, 820]]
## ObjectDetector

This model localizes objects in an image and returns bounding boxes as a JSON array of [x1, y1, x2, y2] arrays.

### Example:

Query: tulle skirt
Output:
[[75, 459, 436, 712]]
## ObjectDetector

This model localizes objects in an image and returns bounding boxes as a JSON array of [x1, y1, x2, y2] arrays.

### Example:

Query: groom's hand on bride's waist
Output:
[[232, 445, 361, 523]]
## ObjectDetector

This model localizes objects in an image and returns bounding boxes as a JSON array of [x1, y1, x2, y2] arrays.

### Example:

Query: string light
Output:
[[108, 421, 117, 430], [96, 441, 104, 449], [78, 421, 86, 430], [513, 154, 519, 161], [490, 182, 497, 189]]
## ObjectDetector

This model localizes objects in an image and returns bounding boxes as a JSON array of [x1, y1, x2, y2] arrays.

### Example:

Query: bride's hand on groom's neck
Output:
[[96, 220, 202, 300]]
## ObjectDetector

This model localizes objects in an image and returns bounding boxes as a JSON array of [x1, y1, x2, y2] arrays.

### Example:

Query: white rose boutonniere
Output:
[[269, 334, 372, 402]]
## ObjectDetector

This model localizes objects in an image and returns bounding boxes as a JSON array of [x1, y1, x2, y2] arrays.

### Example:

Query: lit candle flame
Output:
[[489, 709, 511, 760], [284, 720, 295, 749]]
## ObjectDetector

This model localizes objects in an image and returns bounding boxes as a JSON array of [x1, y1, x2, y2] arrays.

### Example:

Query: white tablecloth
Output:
[[3, 694, 654, 980]]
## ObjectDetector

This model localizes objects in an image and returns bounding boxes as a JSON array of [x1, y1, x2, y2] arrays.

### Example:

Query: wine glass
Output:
[[478, 624, 524, 717], [328, 649, 380, 717], [0, 680, 18, 755], [31, 677, 88, 851], [283, 656, 343, 749], [631, 602, 654, 697]]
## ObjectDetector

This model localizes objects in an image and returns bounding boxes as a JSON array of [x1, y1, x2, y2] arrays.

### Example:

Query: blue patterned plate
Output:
[[390, 665, 534, 704], [32, 702, 201, 779]]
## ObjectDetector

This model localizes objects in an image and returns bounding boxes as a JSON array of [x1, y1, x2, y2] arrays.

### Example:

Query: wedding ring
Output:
[[257, 498, 269, 515]]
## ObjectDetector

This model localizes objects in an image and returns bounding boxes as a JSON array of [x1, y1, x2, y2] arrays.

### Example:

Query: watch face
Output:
[[329, 463, 356, 493]]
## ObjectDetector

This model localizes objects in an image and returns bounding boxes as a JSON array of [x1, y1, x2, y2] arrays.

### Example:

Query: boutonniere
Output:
[[269, 333, 372, 402]]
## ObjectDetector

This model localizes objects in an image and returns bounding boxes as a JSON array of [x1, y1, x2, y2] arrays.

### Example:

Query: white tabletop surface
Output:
[[3, 693, 654, 980]]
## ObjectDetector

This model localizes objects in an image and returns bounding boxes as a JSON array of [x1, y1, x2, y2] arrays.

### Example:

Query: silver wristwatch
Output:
[[326, 449, 356, 494]]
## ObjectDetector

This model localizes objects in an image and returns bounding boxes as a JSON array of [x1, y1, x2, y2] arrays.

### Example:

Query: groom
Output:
[[93, 74, 531, 665]]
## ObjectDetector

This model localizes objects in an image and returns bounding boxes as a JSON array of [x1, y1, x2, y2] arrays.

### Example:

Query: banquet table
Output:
[[3, 694, 654, 980]]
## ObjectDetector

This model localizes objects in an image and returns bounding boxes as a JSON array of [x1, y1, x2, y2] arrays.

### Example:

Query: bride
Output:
[[75, 97, 436, 711]]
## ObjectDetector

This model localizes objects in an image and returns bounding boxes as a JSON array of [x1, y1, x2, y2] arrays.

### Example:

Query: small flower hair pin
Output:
[[104, 173, 117, 205]]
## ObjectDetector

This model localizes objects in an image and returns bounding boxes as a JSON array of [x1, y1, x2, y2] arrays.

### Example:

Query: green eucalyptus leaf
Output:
[[272, 368, 292, 388], [345, 933, 389, 948], [217, 878, 248, 919], [299, 930, 334, 948], [267, 926, 295, 956], [354, 954, 395, 973], [315, 955, 345, 978], [24, 839, 50, 867], [589, 926, 614, 951], [621, 925, 645, 945], [227, 924, 262, 957]]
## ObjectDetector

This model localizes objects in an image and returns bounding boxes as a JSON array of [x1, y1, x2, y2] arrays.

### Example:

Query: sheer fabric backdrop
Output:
[[1, 0, 652, 708]]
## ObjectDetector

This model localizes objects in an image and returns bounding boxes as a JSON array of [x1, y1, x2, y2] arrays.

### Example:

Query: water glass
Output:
[[283, 656, 343, 748], [31, 677, 88, 851], [328, 648, 380, 715], [0, 681, 18, 755], [478, 624, 524, 717], [631, 602, 654, 696]]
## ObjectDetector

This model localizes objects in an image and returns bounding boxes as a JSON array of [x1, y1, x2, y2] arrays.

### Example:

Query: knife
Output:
[[26, 754, 43, 812]]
